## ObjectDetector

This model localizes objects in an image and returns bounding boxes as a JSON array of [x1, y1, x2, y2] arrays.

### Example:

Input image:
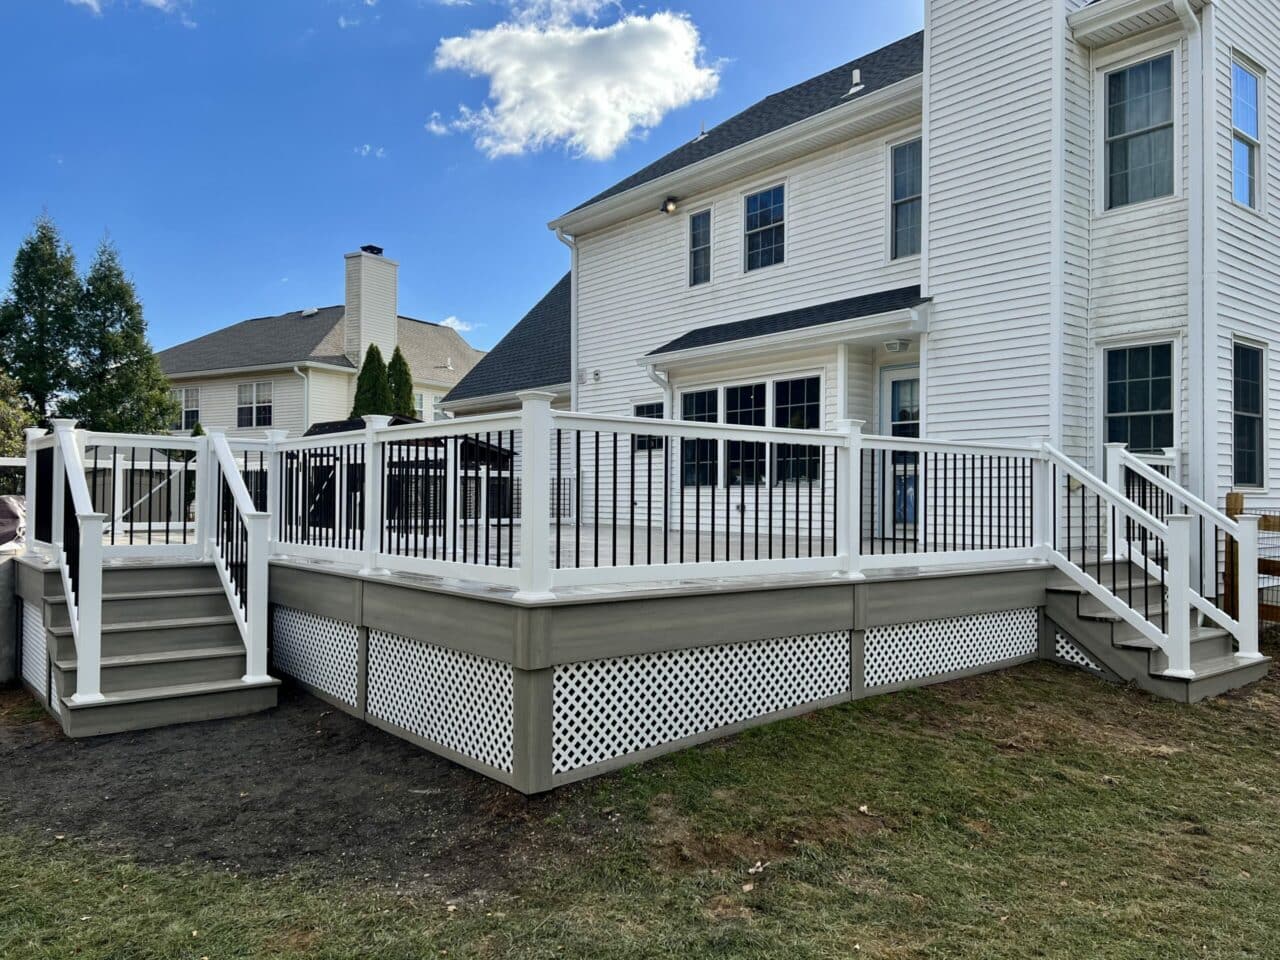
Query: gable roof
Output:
[[649, 286, 929, 357], [443, 273, 572, 405], [568, 31, 924, 216]]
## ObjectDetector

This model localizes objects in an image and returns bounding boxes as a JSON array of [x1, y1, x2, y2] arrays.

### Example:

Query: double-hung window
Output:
[[689, 210, 711, 286], [1233, 60, 1263, 209], [1234, 343, 1265, 487], [171, 387, 199, 431], [1105, 54, 1175, 210], [680, 390, 718, 486], [725, 384, 766, 485], [1104, 344, 1173, 453], [774, 376, 821, 482], [237, 381, 273, 428], [633, 402, 664, 452], [414, 392, 426, 420], [744, 185, 785, 271], [891, 138, 922, 259]]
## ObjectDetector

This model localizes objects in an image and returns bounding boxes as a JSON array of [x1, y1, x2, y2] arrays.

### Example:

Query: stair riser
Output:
[[60, 686, 278, 737], [101, 565, 220, 593], [1149, 635, 1237, 673], [46, 592, 230, 629], [48, 621, 244, 661], [55, 653, 246, 695]]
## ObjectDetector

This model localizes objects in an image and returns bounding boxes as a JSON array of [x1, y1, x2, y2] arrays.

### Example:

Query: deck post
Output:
[[1104, 443, 1127, 561], [515, 392, 557, 601], [360, 416, 392, 575], [263, 430, 289, 552], [23, 428, 46, 553], [1032, 440, 1053, 555], [197, 432, 215, 560], [834, 419, 864, 579], [1164, 514, 1194, 678], [243, 512, 272, 682], [71, 513, 107, 704], [1236, 514, 1262, 660]]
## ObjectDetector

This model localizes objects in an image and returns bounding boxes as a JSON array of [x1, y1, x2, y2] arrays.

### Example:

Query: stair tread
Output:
[[1171, 654, 1272, 682], [1114, 626, 1231, 651], [48, 614, 239, 638], [62, 676, 279, 710], [45, 586, 226, 607], [54, 644, 246, 671]]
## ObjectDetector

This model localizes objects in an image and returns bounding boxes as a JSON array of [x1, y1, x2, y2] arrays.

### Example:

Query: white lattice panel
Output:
[[21, 601, 46, 699], [367, 630, 514, 773], [271, 606, 360, 707], [49, 664, 60, 715], [1055, 632, 1102, 673], [864, 608, 1038, 689], [552, 631, 850, 775]]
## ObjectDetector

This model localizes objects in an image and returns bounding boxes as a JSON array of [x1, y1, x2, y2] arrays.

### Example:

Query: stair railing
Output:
[[1108, 444, 1260, 660], [206, 432, 272, 683], [1042, 442, 1195, 677], [49, 420, 107, 703]]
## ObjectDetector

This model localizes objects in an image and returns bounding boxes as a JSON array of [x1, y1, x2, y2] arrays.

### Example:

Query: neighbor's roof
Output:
[[158, 307, 483, 387], [444, 273, 572, 404], [649, 286, 929, 357], [568, 31, 924, 215]]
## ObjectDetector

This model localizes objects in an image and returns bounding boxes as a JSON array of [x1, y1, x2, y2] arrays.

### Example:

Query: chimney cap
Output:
[[359, 244, 384, 256]]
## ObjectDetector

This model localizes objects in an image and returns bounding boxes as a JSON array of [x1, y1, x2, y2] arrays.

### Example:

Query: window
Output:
[[680, 390, 718, 486], [689, 210, 711, 286], [633, 402, 664, 452], [237, 381, 273, 428], [1105, 54, 1175, 210], [1104, 344, 1173, 453], [1233, 60, 1262, 209], [414, 392, 426, 421], [1234, 342, 1265, 487], [171, 387, 199, 431], [774, 376, 821, 482], [725, 383, 766, 485], [891, 139, 922, 259], [744, 184, 785, 271]]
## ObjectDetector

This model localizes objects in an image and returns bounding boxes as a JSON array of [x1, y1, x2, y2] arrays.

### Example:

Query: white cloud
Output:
[[67, 0, 196, 25], [354, 144, 387, 159], [67, 0, 102, 13], [425, 111, 450, 136], [440, 316, 475, 332], [338, 14, 359, 28], [434, 4, 719, 160]]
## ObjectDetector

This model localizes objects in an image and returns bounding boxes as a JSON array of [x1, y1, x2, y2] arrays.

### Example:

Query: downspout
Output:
[[1172, 0, 1206, 497], [292, 366, 309, 430], [555, 227, 579, 412]]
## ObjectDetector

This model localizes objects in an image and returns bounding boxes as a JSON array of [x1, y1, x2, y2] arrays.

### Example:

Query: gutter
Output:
[[293, 366, 310, 428], [555, 228, 579, 412]]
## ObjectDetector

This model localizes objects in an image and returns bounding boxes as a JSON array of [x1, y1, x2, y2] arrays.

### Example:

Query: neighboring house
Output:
[[446, 0, 1273, 513], [159, 246, 484, 436]]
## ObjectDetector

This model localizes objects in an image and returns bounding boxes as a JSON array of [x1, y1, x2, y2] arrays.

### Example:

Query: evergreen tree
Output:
[[189, 421, 205, 438], [388, 346, 415, 418], [0, 370, 33, 458], [62, 240, 178, 434], [350, 344, 392, 419], [0, 216, 81, 421]]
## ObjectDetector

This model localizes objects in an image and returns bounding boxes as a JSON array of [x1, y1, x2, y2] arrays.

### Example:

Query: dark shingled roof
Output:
[[444, 273, 572, 404], [158, 306, 353, 375], [649, 286, 929, 356], [571, 31, 924, 214]]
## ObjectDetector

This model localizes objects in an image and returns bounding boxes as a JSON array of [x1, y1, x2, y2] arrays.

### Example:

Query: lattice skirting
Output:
[[271, 606, 360, 707], [1054, 631, 1103, 674], [863, 608, 1038, 689], [21, 600, 46, 702], [367, 629, 514, 774], [552, 631, 850, 776]]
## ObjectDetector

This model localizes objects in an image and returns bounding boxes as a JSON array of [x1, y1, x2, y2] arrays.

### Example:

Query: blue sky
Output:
[[0, 0, 922, 352]]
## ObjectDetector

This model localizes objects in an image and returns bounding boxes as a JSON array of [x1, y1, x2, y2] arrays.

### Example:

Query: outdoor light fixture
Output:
[[883, 339, 911, 353], [660, 196, 679, 214]]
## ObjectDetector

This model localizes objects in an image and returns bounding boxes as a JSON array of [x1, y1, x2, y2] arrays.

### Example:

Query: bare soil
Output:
[[0, 684, 605, 894]]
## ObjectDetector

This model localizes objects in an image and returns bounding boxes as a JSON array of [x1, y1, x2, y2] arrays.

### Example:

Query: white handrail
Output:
[[552, 409, 847, 446], [1043, 444, 1169, 537], [1115, 446, 1238, 535]]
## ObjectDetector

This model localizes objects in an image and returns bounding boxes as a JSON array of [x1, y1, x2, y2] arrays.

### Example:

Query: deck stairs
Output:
[[27, 557, 278, 736], [1046, 561, 1270, 703]]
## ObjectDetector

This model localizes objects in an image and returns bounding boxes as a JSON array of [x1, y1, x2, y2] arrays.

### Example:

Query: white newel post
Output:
[[1165, 514, 1194, 677], [72, 513, 107, 703], [360, 416, 392, 575], [51, 420, 71, 548], [1236, 514, 1262, 660], [23, 427, 46, 552], [263, 429, 289, 550], [1104, 443, 1127, 561], [515, 391, 556, 600], [1031, 441, 1053, 556], [243, 511, 272, 682], [834, 419, 864, 579], [199, 432, 219, 560]]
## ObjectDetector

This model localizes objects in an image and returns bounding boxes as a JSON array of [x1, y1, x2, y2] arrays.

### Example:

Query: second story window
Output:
[[414, 392, 426, 420], [237, 381, 272, 428], [744, 184, 785, 272], [891, 138, 922, 259], [1233, 60, 1262, 209], [689, 210, 711, 286], [1105, 53, 1174, 210], [171, 387, 199, 431]]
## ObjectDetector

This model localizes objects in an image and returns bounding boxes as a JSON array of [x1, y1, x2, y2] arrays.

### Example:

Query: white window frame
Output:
[[172, 386, 199, 431], [1094, 37, 1183, 217], [886, 135, 923, 262], [237, 380, 273, 429], [1095, 334, 1181, 468], [1232, 338, 1268, 491], [688, 208, 713, 288], [414, 392, 427, 421], [741, 180, 788, 275], [1231, 52, 1266, 215]]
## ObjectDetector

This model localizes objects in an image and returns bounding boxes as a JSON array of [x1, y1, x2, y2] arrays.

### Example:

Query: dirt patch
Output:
[[0, 684, 609, 895]]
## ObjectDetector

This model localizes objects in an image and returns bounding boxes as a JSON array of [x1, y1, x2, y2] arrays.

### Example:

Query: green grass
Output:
[[6, 660, 1280, 959]]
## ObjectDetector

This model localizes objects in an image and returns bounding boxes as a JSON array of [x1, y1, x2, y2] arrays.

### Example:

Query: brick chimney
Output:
[[344, 245, 398, 365]]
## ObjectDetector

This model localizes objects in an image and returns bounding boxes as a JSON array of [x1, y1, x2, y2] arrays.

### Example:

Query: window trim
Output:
[[887, 135, 923, 262], [1096, 335, 1180, 466], [688, 208, 713, 287], [236, 380, 274, 429], [171, 386, 200, 432], [1094, 40, 1182, 217], [1231, 52, 1266, 215], [741, 180, 788, 274], [1233, 338, 1268, 491]]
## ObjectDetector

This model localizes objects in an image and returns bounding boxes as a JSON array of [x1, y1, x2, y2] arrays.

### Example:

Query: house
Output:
[[13, 0, 1277, 794], [158, 246, 484, 435]]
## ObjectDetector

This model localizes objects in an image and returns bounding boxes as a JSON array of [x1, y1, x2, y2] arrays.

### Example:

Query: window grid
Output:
[[689, 210, 711, 287], [237, 381, 273, 429], [681, 390, 718, 487], [633, 402, 665, 452], [1105, 54, 1175, 210], [1233, 61, 1262, 209], [744, 185, 785, 272], [1105, 343, 1174, 454], [1234, 342, 1264, 488], [891, 139, 922, 259], [774, 376, 821, 483], [725, 383, 766, 486], [171, 387, 199, 431]]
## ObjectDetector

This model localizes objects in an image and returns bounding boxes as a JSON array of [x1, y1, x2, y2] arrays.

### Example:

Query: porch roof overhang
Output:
[[642, 288, 931, 374], [1068, 0, 1208, 49]]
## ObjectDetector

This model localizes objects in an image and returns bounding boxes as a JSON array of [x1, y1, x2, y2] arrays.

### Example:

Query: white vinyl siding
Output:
[[165, 373, 305, 438]]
